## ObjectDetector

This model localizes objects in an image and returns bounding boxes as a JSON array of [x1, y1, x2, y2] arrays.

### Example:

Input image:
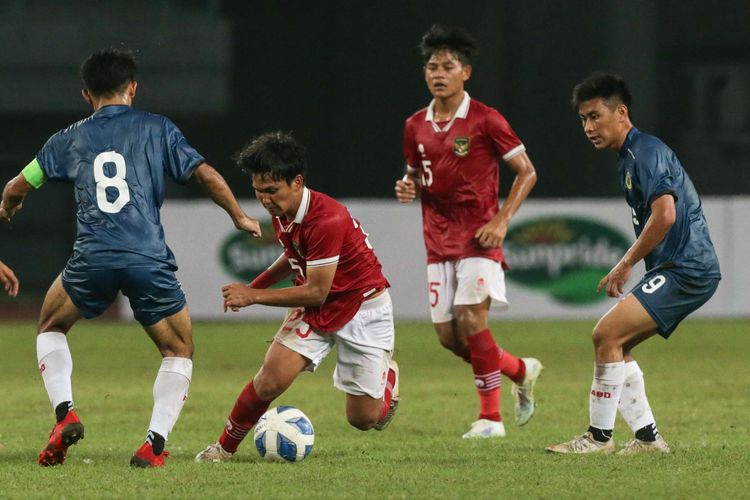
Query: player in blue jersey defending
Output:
[[0, 49, 261, 467], [546, 73, 721, 455]]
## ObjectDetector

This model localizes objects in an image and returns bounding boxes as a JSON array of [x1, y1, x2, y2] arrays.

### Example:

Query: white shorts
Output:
[[427, 257, 508, 323], [273, 291, 394, 399]]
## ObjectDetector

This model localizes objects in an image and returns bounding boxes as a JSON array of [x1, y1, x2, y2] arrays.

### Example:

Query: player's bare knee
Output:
[[36, 319, 69, 335], [454, 311, 485, 338], [37, 310, 75, 334], [592, 324, 620, 352], [253, 372, 287, 401], [454, 309, 476, 329], [172, 341, 194, 359], [346, 412, 377, 431], [157, 336, 193, 358], [591, 325, 607, 348]]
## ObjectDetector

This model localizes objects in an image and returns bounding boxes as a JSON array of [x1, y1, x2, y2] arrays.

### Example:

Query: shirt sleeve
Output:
[[484, 109, 525, 161], [403, 120, 420, 173], [638, 146, 678, 206], [36, 132, 71, 182], [162, 117, 205, 184], [304, 211, 347, 269]]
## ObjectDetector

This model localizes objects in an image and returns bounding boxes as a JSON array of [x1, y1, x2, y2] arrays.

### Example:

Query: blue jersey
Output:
[[36, 105, 204, 271], [617, 127, 721, 278]]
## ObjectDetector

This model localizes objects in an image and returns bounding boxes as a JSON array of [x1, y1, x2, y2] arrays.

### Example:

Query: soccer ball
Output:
[[254, 406, 315, 462]]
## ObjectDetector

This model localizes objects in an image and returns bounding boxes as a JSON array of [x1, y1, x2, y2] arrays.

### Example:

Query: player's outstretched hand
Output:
[[597, 260, 632, 298], [0, 202, 22, 222], [235, 214, 262, 237], [395, 176, 418, 203], [0, 260, 19, 297], [222, 282, 255, 312]]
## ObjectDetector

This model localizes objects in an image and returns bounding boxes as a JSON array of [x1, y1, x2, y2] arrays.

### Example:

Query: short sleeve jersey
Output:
[[403, 92, 525, 265], [36, 105, 204, 272], [617, 127, 721, 278], [273, 188, 390, 332]]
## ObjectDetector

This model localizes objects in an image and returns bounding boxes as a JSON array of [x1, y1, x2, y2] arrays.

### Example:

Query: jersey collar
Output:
[[93, 104, 130, 117], [619, 127, 639, 157], [278, 186, 311, 232], [425, 92, 470, 133]]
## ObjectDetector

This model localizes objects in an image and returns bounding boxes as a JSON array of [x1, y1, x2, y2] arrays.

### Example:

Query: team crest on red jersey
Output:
[[453, 137, 470, 157]]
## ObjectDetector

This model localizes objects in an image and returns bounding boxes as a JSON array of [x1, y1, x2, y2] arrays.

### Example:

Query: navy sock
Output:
[[588, 426, 613, 443], [147, 431, 166, 455], [55, 401, 73, 422], [635, 423, 659, 442]]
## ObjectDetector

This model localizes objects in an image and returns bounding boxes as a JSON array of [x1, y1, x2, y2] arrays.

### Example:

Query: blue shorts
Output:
[[631, 268, 719, 338], [62, 266, 186, 326]]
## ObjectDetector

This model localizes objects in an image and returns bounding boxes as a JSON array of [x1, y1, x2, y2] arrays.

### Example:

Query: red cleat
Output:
[[130, 442, 170, 468], [38, 410, 85, 466]]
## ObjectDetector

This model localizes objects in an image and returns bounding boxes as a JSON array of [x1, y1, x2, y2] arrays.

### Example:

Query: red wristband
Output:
[[250, 270, 275, 289]]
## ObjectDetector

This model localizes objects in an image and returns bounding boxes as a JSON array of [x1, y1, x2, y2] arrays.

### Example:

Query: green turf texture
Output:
[[0, 319, 748, 499]]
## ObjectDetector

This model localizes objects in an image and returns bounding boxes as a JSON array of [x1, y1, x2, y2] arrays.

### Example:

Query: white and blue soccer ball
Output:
[[254, 406, 315, 462]]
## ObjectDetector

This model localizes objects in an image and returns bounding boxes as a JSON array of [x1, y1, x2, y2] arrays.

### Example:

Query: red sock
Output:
[[451, 349, 471, 363], [218, 380, 272, 453], [498, 347, 526, 384], [379, 366, 397, 420], [467, 329, 502, 422]]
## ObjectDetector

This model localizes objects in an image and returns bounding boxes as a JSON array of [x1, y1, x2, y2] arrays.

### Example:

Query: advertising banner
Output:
[[119, 197, 747, 321]]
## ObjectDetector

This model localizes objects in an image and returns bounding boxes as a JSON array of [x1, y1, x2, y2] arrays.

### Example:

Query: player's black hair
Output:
[[419, 24, 478, 65], [236, 131, 307, 185], [80, 48, 136, 97], [571, 72, 633, 111]]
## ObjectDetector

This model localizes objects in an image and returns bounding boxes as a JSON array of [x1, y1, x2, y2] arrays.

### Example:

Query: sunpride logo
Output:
[[219, 220, 292, 288], [504, 216, 631, 304]]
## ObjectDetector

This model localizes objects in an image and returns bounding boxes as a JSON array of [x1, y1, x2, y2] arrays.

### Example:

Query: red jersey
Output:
[[403, 92, 525, 265], [273, 187, 390, 332]]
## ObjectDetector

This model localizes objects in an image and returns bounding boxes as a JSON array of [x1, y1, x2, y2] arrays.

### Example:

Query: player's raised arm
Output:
[[191, 162, 261, 237], [0, 260, 19, 297]]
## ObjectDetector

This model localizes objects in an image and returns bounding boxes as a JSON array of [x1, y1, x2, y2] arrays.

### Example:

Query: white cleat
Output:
[[195, 441, 234, 463], [461, 419, 506, 439], [511, 357, 544, 426], [545, 432, 615, 454], [374, 359, 399, 431], [617, 436, 671, 455]]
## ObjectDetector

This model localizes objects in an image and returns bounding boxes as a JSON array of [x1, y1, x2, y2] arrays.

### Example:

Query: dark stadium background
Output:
[[0, 0, 748, 303]]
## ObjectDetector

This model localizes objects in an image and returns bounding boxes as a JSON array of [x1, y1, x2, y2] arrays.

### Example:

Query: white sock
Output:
[[148, 357, 192, 439], [618, 360, 657, 433], [36, 332, 74, 409], [589, 361, 625, 431]]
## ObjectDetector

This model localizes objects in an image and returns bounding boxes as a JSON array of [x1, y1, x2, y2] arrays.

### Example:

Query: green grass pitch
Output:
[[0, 319, 748, 498]]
